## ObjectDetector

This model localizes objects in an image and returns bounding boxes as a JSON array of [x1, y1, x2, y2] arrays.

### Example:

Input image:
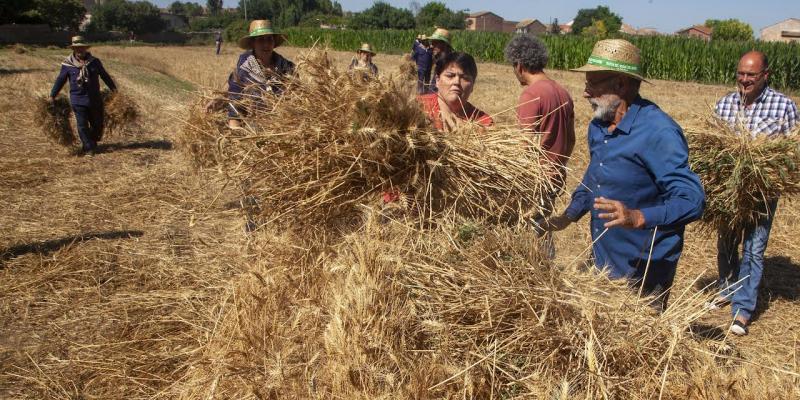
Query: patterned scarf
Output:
[[239, 52, 293, 87], [62, 52, 96, 89]]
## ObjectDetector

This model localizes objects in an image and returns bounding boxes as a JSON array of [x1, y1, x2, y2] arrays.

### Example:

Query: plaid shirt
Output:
[[715, 86, 798, 137]]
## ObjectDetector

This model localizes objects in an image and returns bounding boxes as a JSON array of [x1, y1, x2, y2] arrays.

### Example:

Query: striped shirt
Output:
[[715, 86, 798, 137]]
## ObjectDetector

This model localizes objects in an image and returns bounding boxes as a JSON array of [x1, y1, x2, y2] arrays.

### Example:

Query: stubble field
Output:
[[0, 43, 799, 399]]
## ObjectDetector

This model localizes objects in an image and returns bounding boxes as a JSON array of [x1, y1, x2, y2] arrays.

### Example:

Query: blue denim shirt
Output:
[[565, 96, 705, 284], [50, 57, 116, 107]]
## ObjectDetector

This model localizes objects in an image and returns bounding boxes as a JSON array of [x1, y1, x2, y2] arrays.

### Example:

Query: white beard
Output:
[[589, 96, 621, 122]]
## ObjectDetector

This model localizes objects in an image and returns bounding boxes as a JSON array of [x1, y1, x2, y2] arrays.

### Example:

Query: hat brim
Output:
[[238, 33, 287, 49], [429, 37, 450, 45], [70, 44, 90, 48], [570, 63, 649, 83], [358, 49, 376, 56]]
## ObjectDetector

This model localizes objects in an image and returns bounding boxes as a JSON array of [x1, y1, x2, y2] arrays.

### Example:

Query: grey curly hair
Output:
[[504, 34, 548, 72]]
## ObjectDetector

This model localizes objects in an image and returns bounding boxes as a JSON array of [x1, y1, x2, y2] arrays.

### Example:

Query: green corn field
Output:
[[284, 27, 800, 92]]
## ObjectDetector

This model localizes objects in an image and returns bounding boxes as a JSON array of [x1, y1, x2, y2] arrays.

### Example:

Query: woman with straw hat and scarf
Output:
[[348, 43, 379, 77], [225, 19, 295, 129], [50, 36, 117, 155]]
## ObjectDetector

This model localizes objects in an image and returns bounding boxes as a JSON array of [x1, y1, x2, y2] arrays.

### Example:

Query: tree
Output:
[[88, 0, 166, 34], [549, 18, 561, 35], [1, 0, 85, 30], [348, 2, 415, 30], [35, 0, 86, 30], [207, 0, 223, 16], [571, 6, 622, 36], [705, 18, 753, 41], [414, 2, 465, 30], [168, 1, 186, 15], [238, 0, 343, 27], [582, 19, 608, 37]]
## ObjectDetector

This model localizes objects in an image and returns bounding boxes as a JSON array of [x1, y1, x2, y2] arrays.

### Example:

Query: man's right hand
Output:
[[536, 213, 574, 233]]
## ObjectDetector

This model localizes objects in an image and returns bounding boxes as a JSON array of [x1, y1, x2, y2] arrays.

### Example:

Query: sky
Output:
[[149, 0, 799, 36]]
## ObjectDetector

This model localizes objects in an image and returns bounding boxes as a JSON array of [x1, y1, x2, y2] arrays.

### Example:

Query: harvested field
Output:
[[1, 44, 799, 399]]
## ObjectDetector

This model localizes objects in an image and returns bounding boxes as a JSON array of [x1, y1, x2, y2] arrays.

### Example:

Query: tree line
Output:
[[1, 0, 756, 43]]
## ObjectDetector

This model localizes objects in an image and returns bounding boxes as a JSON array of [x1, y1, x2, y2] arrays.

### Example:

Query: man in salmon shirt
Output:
[[505, 35, 575, 254]]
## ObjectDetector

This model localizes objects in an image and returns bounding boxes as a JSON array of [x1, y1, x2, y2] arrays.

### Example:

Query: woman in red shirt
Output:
[[418, 52, 493, 131]]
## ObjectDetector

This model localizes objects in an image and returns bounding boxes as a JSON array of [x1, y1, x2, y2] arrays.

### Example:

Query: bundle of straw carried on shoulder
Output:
[[34, 95, 75, 147], [181, 48, 557, 232], [102, 90, 140, 136], [686, 117, 800, 232]]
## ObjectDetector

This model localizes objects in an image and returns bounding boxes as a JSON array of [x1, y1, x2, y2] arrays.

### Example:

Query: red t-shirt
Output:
[[517, 79, 575, 167], [418, 93, 493, 130]]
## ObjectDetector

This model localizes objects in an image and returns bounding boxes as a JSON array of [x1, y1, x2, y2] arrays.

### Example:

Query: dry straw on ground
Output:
[[182, 48, 557, 232], [34, 95, 74, 146], [686, 117, 800, 232], [176, 216, 782, 399]]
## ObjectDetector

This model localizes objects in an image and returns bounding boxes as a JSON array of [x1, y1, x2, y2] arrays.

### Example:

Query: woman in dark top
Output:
[[225, 19, 295, 129], [50, 36, 117, 154]]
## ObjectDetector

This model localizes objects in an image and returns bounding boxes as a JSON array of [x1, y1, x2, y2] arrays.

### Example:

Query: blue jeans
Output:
[[717, 198, 778, 320], [72, 104, 104, 151]]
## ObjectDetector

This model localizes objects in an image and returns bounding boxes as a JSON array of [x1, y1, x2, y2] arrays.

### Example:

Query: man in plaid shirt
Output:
[[712, 50, 798, 336]]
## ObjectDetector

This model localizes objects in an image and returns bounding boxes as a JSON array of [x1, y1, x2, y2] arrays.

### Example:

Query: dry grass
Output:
[[1, 45, 799, 400]]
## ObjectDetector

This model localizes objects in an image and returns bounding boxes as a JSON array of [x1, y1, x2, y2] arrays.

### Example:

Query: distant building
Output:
[[676, 25, 712, 41], [760, 18, 800, 43], [620, 23, 637, 35], [465, 11, 505, 32], [558, 20, 573, 34], [515, 19, 547, 35], [636, 27, 659, 36], [160, 12, 188, 31]]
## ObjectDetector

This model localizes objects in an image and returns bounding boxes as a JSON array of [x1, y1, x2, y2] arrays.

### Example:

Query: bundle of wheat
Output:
[[686, 117, 800, 232], [185, 48, 556, 232], [102, 90, 141, 136], [34, 95, 75, 146]]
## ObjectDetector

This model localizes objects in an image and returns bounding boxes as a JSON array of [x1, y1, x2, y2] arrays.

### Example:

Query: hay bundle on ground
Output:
[[102, 90, 140, 136], [34, 95, 75, 146], [184, 48, 556, 231], [177, 218, 726, 399], [686, 118, 800, 231]]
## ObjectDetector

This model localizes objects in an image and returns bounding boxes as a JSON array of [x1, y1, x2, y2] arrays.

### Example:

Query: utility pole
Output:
[[244, 0, 247, 20]]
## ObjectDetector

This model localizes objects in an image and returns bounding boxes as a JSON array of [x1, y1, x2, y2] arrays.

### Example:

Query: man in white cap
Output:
[[541, 39, 705, 311], [50, 36, 117, 155]]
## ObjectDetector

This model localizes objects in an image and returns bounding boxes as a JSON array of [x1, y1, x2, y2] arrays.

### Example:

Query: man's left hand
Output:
[[594, 197, 646, 229]]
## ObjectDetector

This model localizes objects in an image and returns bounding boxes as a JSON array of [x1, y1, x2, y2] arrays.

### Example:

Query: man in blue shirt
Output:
[[50, 36, 117, 155], [712, 51, 798, 336], [542, 39, 705, 311]]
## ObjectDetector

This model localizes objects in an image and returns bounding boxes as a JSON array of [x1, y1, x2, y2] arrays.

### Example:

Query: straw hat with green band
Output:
[[428, 28, 450, 45], [357, 43, 375, 55], [69, 36, 90, 48], [571, 39, 647, 82], [238, 19, 287, 49]]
